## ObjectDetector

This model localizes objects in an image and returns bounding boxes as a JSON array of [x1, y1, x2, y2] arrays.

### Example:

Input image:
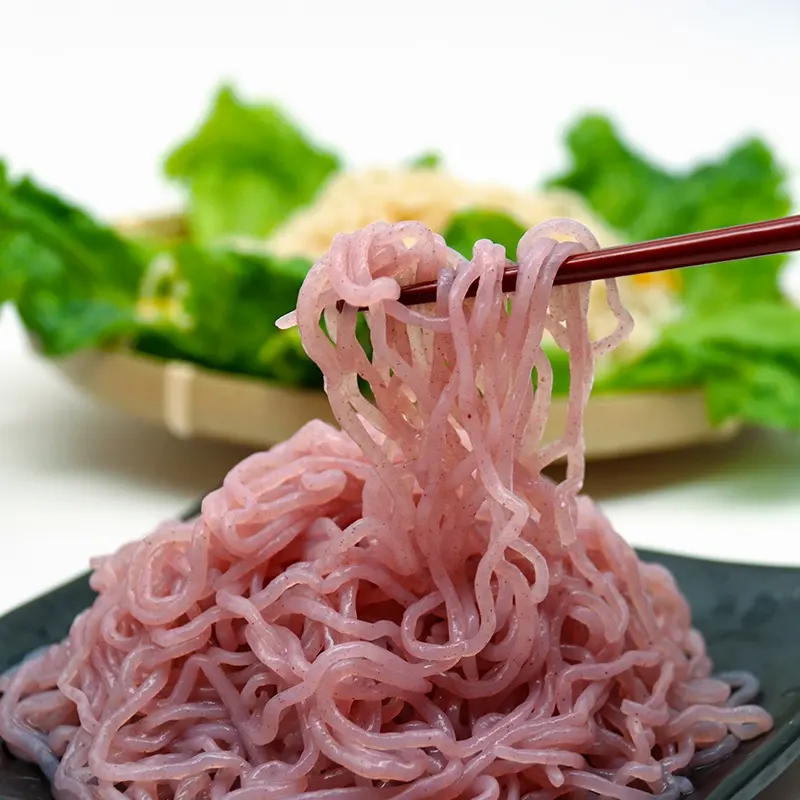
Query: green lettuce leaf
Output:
[[0, 163, 144, 353], [0, 161, 323, 385], [407, 152, 443, 170], [604, 304, 800, 429], [135, 245, 321, 386], [442, 209, 527, 260], [165, 86, 341, 244], [548, 114, 792, 313], [549, 114, 799, 428]]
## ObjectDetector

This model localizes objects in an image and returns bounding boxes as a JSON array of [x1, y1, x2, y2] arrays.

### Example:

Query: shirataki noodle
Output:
[[0, 220, 772, 799]]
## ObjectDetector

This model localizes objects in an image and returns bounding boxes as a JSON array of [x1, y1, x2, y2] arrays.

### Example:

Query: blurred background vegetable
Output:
[[1, 85, 798, 431]]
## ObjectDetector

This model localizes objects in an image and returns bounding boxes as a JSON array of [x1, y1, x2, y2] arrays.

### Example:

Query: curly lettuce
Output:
[[165, 86, 340, 244], [547, 114, 799, 430]]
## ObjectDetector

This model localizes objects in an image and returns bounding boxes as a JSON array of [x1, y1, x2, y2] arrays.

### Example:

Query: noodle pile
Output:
[[0, 220, 771, 799]]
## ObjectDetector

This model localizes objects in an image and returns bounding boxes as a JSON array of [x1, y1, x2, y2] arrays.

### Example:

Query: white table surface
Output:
[[1, 1, 800, 794]]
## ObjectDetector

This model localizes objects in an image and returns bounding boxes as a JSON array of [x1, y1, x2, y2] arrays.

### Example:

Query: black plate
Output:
[[1, 501, 799, 800]]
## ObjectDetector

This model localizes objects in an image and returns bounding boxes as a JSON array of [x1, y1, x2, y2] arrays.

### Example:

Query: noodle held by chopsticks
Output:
[[0, 220, 771, 799]]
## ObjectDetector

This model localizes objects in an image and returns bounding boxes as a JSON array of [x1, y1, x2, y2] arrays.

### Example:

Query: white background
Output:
[[1, 2, 799, 795]]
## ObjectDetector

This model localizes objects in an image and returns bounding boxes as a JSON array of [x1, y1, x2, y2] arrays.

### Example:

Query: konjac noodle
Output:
[[0, 220, 772, 799]]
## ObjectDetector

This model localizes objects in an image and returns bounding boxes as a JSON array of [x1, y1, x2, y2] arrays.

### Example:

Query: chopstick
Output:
[[393, 214, 800, 308]]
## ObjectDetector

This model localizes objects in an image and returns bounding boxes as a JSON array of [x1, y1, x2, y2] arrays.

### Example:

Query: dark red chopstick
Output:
[[395, 214, 800, 307]]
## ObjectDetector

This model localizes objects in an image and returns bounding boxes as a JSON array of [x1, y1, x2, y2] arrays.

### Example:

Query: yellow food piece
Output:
[[135, 253, 192, 330], [632, 270, 681, 290]]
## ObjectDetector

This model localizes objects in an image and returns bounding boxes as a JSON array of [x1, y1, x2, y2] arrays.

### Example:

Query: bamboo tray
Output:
[[49, 346, 738, 458], [42, 213, 739, 458]]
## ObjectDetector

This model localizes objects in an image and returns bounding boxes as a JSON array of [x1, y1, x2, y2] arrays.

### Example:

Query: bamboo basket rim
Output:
[[46, 343, 739, 459]]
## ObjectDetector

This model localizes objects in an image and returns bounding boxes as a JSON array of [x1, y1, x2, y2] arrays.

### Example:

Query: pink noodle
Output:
[[0, 220, 772, 799]]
